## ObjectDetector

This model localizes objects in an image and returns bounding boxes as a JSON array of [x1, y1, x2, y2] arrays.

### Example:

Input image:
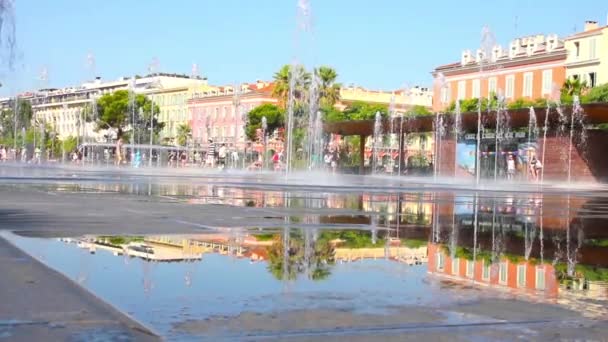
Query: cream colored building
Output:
[[338, 85, 433, 111], [146, 81, 217, 143], [30, 73, 208, 141], [565, 20, 608, 87]]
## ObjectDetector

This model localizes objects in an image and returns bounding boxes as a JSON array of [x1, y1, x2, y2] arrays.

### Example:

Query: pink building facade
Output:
[[187, 82, 276, 148]]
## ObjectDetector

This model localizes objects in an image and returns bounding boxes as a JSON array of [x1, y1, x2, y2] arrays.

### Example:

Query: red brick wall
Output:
[[537, 136, 594, 182], [437, 138, 456, 177]]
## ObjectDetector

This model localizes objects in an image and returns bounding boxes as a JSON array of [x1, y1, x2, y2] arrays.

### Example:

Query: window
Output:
[[574, 41, 580, 58], [505, 75, 515, 99], [499, 262, 508, 284], [466, 260, 474, 278], [452, 258, 460, 275], [542, 70, 552, 95], [457, 81, 466, 100], [482, 261, 491, 281], [589, 38, 597, 59], [535, 266, 546, 290], [523, 72, 533, 97], [436, 252, 445, 271], [517, 264, 526, 287], [440, 86, 449, 104], [589, 72, 597, 87], [472, 79, 480, 98], [488, 77, 497, 95]]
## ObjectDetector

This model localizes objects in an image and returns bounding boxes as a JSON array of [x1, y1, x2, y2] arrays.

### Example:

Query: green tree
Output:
[[316, 66, 341, 108], [583, 83, 608, 103], [267, 232, 335, 281], [176, 123, 192, 147], [0, 98, 33, 140], [343, 101, 388, 120], [561, 78, 588, 104], [409, 105, 432, 116], [95, 90, 162, 140], [321, 105, 345, 122], [245, 104, 285, 141]]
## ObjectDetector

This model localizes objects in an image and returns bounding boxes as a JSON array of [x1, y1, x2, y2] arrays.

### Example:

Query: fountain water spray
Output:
[[0, 0, 17, 71], [453, 101, 462, 174], [476, 26, 496, 184], [493, 90, 508, 181], [307, 70, 320, 169], [285, 64, 297, 175], [568, 95, 586, 183], [372, 111, 382, 174]]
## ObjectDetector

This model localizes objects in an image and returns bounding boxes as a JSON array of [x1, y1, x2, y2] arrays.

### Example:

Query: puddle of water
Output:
[[5, 221, 608, 339]]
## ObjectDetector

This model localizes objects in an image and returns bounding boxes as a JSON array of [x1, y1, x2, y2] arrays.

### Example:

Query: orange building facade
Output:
[[427, 243, 559, 298], [432, 34, 568, 112]]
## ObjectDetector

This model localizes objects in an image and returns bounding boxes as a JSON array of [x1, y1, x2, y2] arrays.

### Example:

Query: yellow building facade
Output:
[[565, 21, 608, 87], [338, 85, 433, 111]]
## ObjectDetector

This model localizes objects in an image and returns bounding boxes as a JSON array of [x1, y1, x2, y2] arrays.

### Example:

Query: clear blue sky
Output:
[[2, 0, 606, 96]]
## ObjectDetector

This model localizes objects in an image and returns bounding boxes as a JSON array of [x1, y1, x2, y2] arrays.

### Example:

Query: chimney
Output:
[[585, 20, 599, 31]]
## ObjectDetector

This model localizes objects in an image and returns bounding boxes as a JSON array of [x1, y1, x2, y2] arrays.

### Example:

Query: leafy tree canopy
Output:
[[94, 90, 162, 139], [342, 101, 388, 120], [245, 104, 285, 141]]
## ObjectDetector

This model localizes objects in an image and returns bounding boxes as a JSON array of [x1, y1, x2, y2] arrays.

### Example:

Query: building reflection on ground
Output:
[[55, 187, 608, 317]]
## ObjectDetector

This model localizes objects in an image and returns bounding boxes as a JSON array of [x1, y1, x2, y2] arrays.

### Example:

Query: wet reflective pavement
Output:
[[1, 167, 608, 340]]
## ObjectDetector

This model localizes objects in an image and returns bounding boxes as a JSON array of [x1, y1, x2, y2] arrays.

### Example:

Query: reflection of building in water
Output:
[[428, 193, 608, 317], [427, 243, 558, 297], [361, 193, 433, 226], [71, 237, 204, 261], [335, 246, 428, 265]]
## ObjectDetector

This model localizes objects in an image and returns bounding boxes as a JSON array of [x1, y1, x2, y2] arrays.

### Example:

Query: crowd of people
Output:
[[0, 145, 43, 164]]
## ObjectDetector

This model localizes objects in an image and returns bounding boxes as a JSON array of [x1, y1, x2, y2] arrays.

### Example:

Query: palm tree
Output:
[[561, 78, 588, 103], [176, 123, 191, 147], [316, 66, 341, 108], [272, 65, 312, 109], [272, 65, 291, 109]]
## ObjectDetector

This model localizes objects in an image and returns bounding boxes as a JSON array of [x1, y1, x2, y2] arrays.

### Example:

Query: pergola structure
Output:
[[323, 103, 608, 181]]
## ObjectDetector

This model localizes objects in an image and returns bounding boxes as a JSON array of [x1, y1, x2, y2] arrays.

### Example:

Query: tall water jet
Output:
[[528, 107, 539, 182], [453, 101, 462, 174], [397, 112, 404, 176], [388, 94, 396, 174], [476, 26, 496, 184], [372, 111, 383, 174], [306, 70, 320, 169], [493, 90, 508, 181], [433, 113, 445, 180], [285, 64, 297, 175], [540, 103, 551, 183], [0, 0, 17, 71], [568, 95, 587, 183]]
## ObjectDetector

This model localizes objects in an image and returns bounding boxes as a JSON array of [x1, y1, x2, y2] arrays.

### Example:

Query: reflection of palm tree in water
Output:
[[267, 231, 335, 281]]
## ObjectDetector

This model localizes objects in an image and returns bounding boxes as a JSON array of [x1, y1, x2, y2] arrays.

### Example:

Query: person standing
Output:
[[34, 147, 42, 164], [331, 149, 339, 174], [272, 150, 280, 171], [20, 147, 27, 163], [206, 139, 216, 168], [218, 144, 227, 169], [115, 138, 124, 166], [506, 154, 515, 180]]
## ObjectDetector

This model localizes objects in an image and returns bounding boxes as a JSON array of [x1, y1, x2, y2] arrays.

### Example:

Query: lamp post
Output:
[[261, 116, 267, 170]]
